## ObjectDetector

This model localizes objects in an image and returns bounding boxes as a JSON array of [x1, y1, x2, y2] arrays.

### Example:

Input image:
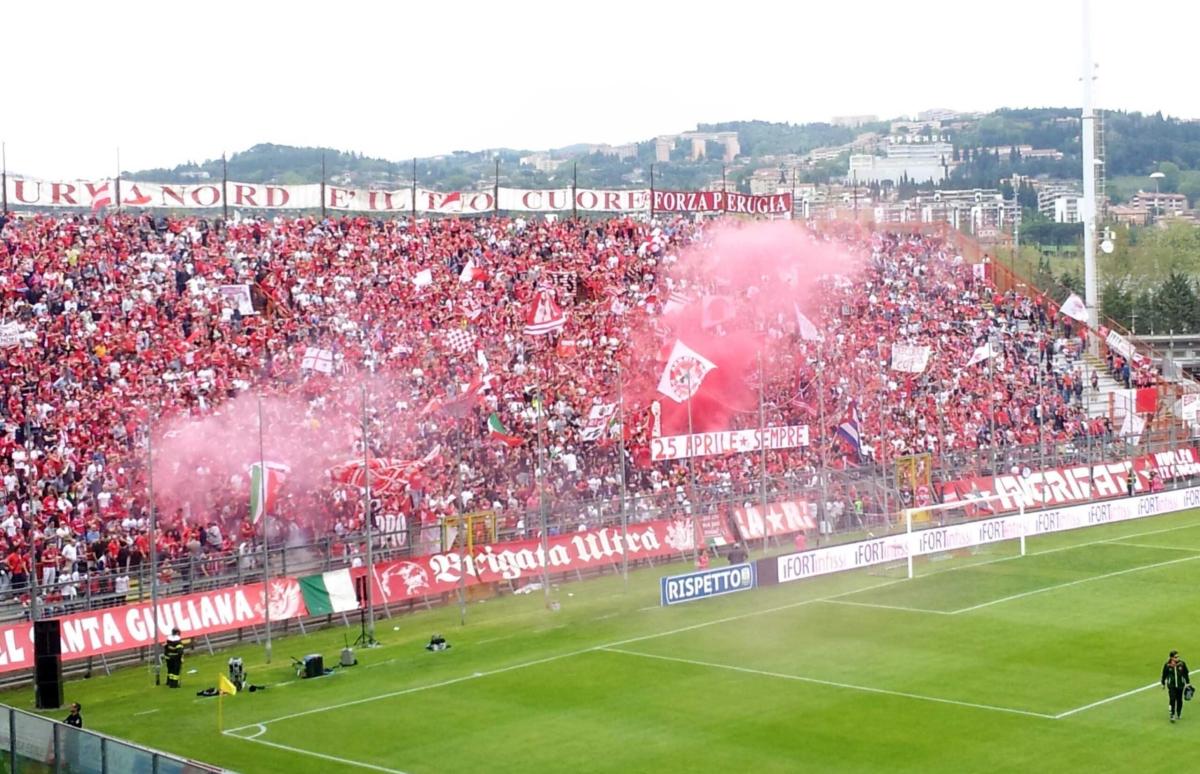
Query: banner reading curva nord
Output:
[[4, 177, 790, 216]]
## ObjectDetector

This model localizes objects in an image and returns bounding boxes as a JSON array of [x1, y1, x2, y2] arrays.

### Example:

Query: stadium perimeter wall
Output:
[[755, 485, 1200, 586], [3, 483, 1199, 690]]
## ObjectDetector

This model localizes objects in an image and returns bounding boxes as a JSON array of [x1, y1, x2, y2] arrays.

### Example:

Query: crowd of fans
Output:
[[0, 210, 1163, 610]]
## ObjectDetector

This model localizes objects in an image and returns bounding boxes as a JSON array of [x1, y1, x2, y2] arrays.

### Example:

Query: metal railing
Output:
[[0, 702, 223, 773], [0, 428, 1192, 690]]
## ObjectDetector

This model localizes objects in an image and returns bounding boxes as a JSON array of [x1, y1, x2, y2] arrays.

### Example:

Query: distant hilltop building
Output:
[[916, 108, 961, 122], [654, 131, 740, 163], [519, 153, 567, 173], [1036, 181, 1083, 223], [584, 143, 639, 161], [848, 136, 953, 184], [983, 144, 1065, 161], [831, 115, 878, 128]]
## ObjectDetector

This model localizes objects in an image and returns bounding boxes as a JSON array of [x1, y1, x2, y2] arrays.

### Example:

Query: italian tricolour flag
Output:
[[486, 413, 524, 447], [249, 461, 290, 524], [298, 569, 360, 615]]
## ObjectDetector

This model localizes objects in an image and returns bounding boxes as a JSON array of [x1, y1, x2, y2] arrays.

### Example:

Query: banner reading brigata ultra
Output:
[[0, 578, 307, 674], [3, 177, 789, 215], [939, 448, 1200, 512], [369, 518, 695, 604]]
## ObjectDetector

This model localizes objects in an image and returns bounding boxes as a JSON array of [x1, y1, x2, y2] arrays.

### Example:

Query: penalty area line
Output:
[[601, 647, 1056, 720], [818, 598, 955, 615], [224, 576, 908, 735], [950, 554, 1200, 614], [1054, 682, 1161, 719], [221, 729, 409, 774]]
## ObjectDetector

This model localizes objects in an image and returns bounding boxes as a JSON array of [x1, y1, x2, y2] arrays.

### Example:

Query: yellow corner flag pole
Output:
[[217, 672, 237, 732]]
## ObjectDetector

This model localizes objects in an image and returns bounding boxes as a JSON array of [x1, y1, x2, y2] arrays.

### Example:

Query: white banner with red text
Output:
[[650, 425, 810, 462], [0, 579, 305, 674], [4, 177, 789, 215], [764, 484, 1200, 585]]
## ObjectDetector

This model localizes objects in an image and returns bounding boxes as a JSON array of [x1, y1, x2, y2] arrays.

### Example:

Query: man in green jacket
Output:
[[1162, 650, 1190, 722]]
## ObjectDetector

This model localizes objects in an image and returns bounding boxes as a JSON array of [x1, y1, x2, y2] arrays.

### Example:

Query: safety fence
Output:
[[0, 433, 1194, 687], [0, 702, 223, 773]]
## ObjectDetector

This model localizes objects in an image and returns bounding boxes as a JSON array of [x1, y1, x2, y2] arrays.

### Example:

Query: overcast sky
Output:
[[4, 0, 1194, 179]]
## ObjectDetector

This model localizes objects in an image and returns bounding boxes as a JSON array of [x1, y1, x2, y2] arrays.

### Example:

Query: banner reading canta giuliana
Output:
[[3, 176, 789, 215], [0, 578, 306, 675]]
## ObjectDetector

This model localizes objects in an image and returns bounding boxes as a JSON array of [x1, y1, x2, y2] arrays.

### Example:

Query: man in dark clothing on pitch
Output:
[[1162, 650, 1190, 722], [64, 703, 83, 728], [164, 629, 185, 688]]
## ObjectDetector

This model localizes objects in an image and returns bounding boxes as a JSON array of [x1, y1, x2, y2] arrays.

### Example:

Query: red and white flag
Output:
[[300, 346, 334, 374], [443, 327, 475, 354], [966, 343, 997, 366], [524, 290, 566, 336], [1060, 293, 1089, 323], [794, 304, 824, 342], [657, 340, 717, 403], [580, 403, 619, 442], [459, 257, 485, 284]]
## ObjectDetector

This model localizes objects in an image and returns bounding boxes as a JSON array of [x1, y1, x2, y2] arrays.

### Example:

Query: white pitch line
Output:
[[951, 554, 1200, 614], [602, 647, 1055, 720], [225, 732, 409, 774], [474, 635, 514, 645], [1055, 682, 1160, 719], [224, 576, 907, 735], [224, 649, 584, 734], [819, 598, 954, 615], [816, 597, 955, 614], [1102, 541, 1200, 553], [132, 708, 160, 717], [222, 517, 1200, 743], [826, 518, 1200, 596], [916, 518, 1200, 580]]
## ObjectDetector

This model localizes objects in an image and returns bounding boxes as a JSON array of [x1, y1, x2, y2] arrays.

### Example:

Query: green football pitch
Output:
[[11, 509, 1200, 774]]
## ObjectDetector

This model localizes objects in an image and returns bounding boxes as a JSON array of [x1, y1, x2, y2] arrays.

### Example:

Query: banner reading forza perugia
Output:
[[3, 177, 790, 215]]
